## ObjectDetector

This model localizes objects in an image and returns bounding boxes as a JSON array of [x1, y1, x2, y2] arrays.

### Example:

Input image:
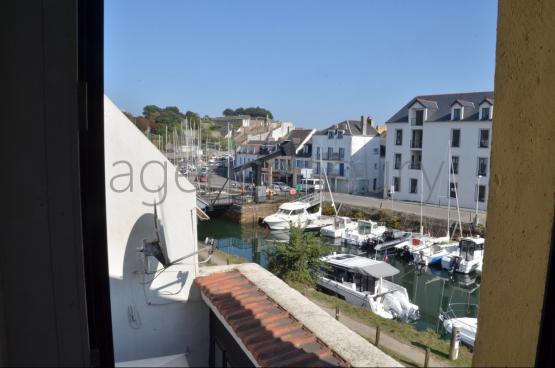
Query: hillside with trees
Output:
[[123, 105, 234, 149]]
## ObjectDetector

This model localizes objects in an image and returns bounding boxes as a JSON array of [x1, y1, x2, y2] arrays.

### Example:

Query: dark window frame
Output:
[[479, 129, 490, 148], [481, 106, 491, 120], [409, 178, 418, 194], [478, 157, 489, 176], [394, 153, 402, 170], [451, 129, 461, 147], [395, 129, 403, 145], [453, 107, 462, 120], [452, 156, 459, 174], [477, 184, 486, 202], [393, 176, 400, 192]]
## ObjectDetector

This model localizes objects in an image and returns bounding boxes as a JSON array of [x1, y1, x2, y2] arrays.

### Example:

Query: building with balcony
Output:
[[235, 129, 315, 185], [384, 92, 494, 211], [311, 117, 382, 194], [271, 128, 316, 186]]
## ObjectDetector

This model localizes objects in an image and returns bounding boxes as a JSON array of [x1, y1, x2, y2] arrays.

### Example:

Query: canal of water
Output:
[[198, 217, 480, 332]]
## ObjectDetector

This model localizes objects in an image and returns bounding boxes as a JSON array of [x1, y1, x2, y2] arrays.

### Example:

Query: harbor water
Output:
[[198, 217, 480, 332]]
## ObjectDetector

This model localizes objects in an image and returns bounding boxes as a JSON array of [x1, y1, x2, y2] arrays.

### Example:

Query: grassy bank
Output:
[[291, 283, 473, 367]]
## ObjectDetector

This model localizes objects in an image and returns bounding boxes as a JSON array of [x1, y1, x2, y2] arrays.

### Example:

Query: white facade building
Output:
[[384, 92, 494, 211], [312, 117, 383, 194]]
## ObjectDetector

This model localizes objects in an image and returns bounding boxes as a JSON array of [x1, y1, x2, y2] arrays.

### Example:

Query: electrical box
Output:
[[255, 185, 267, 203]]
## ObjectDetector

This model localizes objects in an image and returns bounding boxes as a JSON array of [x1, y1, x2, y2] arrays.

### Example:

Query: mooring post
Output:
[[449, 326, 461, 360], [375, 325, 381, 347], [335, 306, 339, 320], [424, 347, 430, 367]]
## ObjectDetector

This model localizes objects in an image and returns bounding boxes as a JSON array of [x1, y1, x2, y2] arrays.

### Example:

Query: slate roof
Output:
[[195, 270, 348, 367], [287, 128, 313, 143], [316, 120, 379, 136], [386, 91, 494, 123]]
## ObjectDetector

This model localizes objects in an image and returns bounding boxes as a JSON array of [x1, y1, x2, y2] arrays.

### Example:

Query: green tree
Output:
[[143, 105, 162, 119], [221, 106, 274, 119], [185, 110, 201, 123], [266, 227, 330, 285]]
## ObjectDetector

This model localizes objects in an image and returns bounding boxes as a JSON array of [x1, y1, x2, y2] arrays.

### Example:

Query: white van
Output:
[[300, 178, 323, 192]]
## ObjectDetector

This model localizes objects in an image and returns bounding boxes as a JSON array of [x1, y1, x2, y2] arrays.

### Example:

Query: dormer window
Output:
[[414, 109, 424, 126], [453, 108, 462, 120], [328, 130, 334, 139], [481, 107, 491, 120], [337, 130, 344, 139]]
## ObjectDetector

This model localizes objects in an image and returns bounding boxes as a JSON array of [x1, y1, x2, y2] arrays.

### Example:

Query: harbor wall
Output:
[[221, 200, 484, 238], [222, 202, 282, 224]]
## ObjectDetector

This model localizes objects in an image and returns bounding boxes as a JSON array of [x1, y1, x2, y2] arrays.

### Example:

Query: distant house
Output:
[[311, 116, 382, 194], [211, 115, 252, 128], [234, 128, 315, 186], [271, 128, 316, 186], [384, 91, 493, 211]]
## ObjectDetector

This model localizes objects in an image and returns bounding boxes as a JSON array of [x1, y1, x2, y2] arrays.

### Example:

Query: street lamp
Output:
[[475, 175, 483, 225]]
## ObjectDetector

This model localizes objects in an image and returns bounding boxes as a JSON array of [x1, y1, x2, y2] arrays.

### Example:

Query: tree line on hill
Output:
[[122, 104, 274, 150], [222, 106, 274, 119]]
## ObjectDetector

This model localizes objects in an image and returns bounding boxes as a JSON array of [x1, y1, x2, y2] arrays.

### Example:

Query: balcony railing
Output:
[[323, 152, 341, 160], [410, 162, 422, 170], [410, 140, 423, 149], [410, 118, 424, 126], [325, 169, 343, 177]]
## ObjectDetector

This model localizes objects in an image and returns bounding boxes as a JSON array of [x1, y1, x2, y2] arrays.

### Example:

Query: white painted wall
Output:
[[385, 120, 492, 211], [104, 96, 208, 365], [311, 133, 382, 194]]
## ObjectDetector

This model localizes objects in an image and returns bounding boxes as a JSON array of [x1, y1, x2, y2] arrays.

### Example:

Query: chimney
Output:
[[361, 115, 367, 135]]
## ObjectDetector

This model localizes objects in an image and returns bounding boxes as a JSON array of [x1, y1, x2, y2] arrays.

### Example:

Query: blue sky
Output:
[[105, 0, 498, 128]]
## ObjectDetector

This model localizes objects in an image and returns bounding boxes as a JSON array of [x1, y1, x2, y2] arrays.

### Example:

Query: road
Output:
[[204, 170, 487, 223], [326, 192, 487, 224]]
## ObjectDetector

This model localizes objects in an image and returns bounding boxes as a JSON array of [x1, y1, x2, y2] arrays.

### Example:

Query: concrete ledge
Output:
[[199, 263, 401, 367]]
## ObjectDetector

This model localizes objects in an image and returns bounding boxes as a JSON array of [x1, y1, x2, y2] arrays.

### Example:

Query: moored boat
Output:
[[318, 253, 420, 322], [441, 236, 485, 274], [320, 216, 358, 238], [341, 220, 387, 246], [263, 201, 320, 230]]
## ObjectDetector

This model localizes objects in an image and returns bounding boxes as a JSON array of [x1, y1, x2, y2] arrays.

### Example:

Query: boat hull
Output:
[[442, 317, 477, 348]]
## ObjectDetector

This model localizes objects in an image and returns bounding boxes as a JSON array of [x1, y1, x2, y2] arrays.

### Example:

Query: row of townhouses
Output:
[[233, 91, 493, 210]]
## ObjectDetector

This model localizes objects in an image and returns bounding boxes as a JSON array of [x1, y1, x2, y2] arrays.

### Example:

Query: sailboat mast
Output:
[[420, 168, 424, 235], [450, 151, 463, 239], [447, 141, 451, 239]]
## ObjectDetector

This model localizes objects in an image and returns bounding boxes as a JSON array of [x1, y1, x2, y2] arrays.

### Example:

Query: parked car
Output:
[[300, 178, 323, 192], [272, 181, 291, 191]]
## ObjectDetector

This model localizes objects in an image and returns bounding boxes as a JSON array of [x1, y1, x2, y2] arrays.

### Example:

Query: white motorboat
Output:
[[439, 304, 478, 348], [341, 220, 387, 246], [318, 253, 420, 322], [304, 215, 335, 233], [396, 234, 449, 261], [441, 236, 485, 274], [372, 231, 412, 252], [263, 201, 320, 230], [411, 239, 459, 267], [320, 216, 358, 238]]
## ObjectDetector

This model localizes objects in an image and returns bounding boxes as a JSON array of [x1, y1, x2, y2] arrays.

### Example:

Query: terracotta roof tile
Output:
[[195, 270, 349, 367]]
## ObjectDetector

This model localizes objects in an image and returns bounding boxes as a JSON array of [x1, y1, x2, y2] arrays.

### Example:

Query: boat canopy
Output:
[[352, 262, 400, 278]]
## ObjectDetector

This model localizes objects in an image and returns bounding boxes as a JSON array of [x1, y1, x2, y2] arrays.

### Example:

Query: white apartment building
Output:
[[384, 92, 494, 211], [312, 117, 383, 194]]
